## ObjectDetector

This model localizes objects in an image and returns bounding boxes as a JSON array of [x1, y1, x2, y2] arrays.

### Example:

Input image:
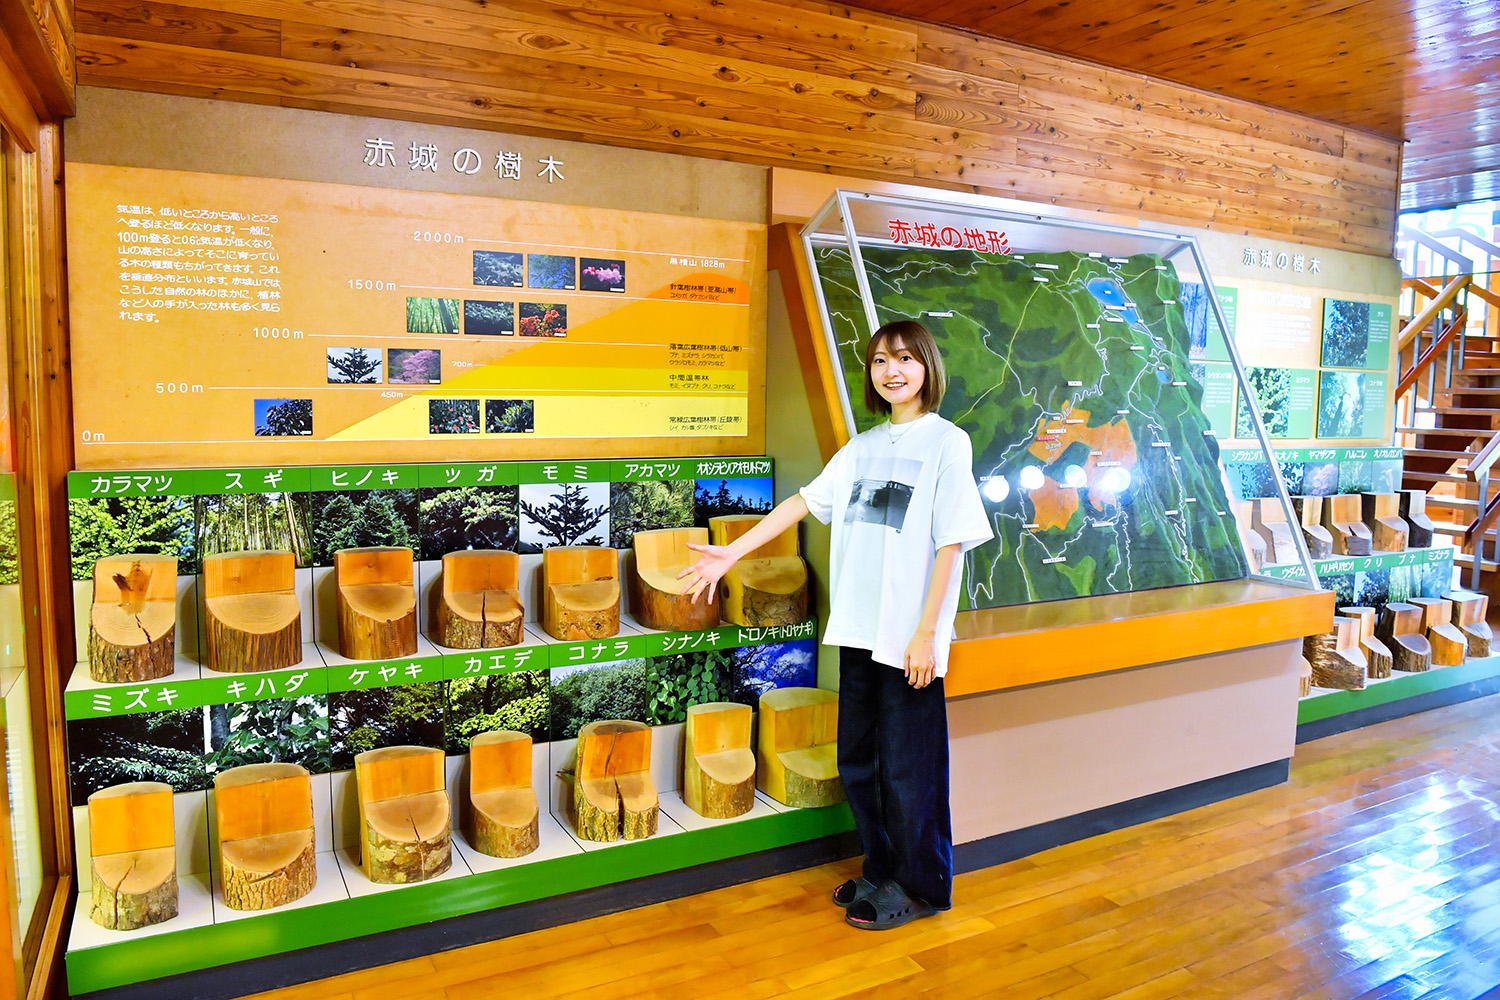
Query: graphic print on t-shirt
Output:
[[844, 457, 922, 531]]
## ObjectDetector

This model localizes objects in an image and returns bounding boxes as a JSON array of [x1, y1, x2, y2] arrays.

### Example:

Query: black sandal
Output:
[[845, 881, 937, 930], [832, 876, 879, 908]]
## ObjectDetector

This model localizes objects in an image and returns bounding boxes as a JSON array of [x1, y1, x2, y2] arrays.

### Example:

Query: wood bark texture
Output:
[[1322, 496, 1373, 556], [683, 702, 755, 818], [1400, 490, 1436, 548], [222, 832, 316, 910], [1362, 636, 1394, 679], [757, 687, 844, 807], [571, 720, 657, 841], [631, 528, 720, 632], [1361, 494, 1408, 552], [90, 848, 178, 930], [335, 547, 417, 660], [1410, 597, 1453, 629], [1290, 497, 1334, 560], [89, 554, 178, 683], [1303, 630, 1365, 690], [465, 730, 538, 858], [436, 550, 524, 649], [711, 516, 809, 627], [203, 550, 302, 672], [542, 546, 620, 640], [1298, 657, 1313, 698], [355, 746, 451, 883], [214, 762, 316, 910], [1429, 623, 1468, 666]]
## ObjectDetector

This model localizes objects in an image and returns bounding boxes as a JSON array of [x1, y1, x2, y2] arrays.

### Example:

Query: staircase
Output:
[[1395, 227, 1500, 590]]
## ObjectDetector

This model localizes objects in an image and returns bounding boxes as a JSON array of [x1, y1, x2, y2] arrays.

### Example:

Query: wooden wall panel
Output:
[[72, 0, 1400, 255], [0, 0, 74, 117]]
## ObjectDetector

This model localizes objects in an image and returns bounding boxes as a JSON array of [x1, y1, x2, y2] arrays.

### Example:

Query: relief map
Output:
[[815, 245, 1248, 609]]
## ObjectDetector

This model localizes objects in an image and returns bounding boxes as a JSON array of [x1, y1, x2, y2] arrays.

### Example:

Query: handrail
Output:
[[1404, 276, 1441, 300], [1398, 307, 1467, 397], [1463, 488, 1500, 547], [1399, 226, 1474, 275], [1432, 228, 1500, 262], [1396, 274, 1471, 354]]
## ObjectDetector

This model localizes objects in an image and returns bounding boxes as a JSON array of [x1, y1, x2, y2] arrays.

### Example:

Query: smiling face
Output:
[[869, 335, 927, 417]]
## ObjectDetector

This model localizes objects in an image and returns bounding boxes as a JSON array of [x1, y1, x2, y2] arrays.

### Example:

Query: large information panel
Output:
[[67, 164, 765, 468]]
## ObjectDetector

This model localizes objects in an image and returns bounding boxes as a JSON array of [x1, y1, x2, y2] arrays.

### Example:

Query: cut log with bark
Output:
[[1235, 501, 1267, 572], [631, 528, 720, 632], [571, 720, 657, 842], [88, 781, 178, 930], [542, 546, 620, 640], [711, 515, 809, 627], [435, 550, 523, 649], [1360, 493, 1408, 552], [758, 687, 843, 808], [683, 702, 755, 819], [1340, 606, 1393, 679], [1446, 591, 1492, 657], [214, 762, 316, 910], [465, 730, 538, 858], [1429, 623, 1469, 666], [1298, 656, 1312, 697], [1410, 597, 1453, 630], [1250, 499, 1300, 566], [1303, 616, 1366, 690], [89, 555, 177, 683], [1290, 496, 1334, 560], [1321, 494, 1373, 556], [355, 746, 451, 884], [1400, 489, 1436, 549], [203, 550, 303, 673], [1377, 602, 1432, 673], [335, 547, 417, 660]]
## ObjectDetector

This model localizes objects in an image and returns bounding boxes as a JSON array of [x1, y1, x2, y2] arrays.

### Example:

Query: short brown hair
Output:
[[862, 320, 946, 416]]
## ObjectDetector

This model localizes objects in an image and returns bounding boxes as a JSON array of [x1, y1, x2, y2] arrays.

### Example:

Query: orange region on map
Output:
[[1026, 407, 1140, 530]]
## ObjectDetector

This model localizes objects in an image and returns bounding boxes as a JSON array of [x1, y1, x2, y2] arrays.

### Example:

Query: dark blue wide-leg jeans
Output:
[[836, 645, 953, 909]]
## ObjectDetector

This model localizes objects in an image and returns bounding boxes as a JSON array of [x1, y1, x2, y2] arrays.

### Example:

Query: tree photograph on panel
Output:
[[406, 297, 460, 334], [1355, 569, 1389, 608], [419, 484, 519, 559], [1387, 564, 1416, 605], [1181, 281, 1212, 360], [0, 500, 18, 584], [197, 492, 312, 566], [388, 349, 442, 385], [1338, 456, 1372, 495], [430, 399, 481, 434], [1318, 371, 1366, 439], [205, 695, 331, 775], [69, 494, 199, 579], [444, 671, 549, 753], [1423, 558, 1454, 598], [309, 489, 419, 565], [326, 347, 382, 384], [1235, 367, 1291, 438], [1225, 461, 1276, 501], [328, 682, 446, 771], [66, 708, 208, 805], [473, 251, 523, 287], [693, 477, 774, 527], [527, 254, 576, 290], [1321, 299, 1373, 369], [580, 258, 626, 293], [464, 300, 514, 336], [518, 303, 567, 338], [548, 659, 649, 742], [1301, 461, 1341, 496], [732, 639, 817, 705], [647, 649, 734, 725], [609, 480, 695, 548], [254, 398, 313, 437], [486, 399, 534, 434], [518, 482, 609, 554], [1322, 572, 1355, 609]]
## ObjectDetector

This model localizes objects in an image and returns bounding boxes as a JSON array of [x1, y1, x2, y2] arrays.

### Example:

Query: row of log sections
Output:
[[87, 516, 811, 679], [1302, 591, 1494, 692], [1239, 489, 1436, 569], [90, 687, 845, 928]]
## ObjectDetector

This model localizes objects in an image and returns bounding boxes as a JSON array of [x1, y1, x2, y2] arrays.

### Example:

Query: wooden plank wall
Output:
[[71, 0, 1400, 252]]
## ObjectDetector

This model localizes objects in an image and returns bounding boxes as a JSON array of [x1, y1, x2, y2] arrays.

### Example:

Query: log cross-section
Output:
[[757, 687, 843, 808], [1321, 494, 1373, 556], [435, 550, 524, 649], [335, 547, 417, 660], [683, 702, 755, 819], [88, 554, 177, 683], [710, 515, 809, 627], [88, 781, 178, 931], [1235, 500, 1268, 571], [1339, 606, 1392, 679], [1446, 590, 1493, 657], [1412, 597, 1468, 665], [203, 550, 303, 673], [1361, 493, 1409, 553], [1377, 602, 1433, 673], [354, 746, 452, 884], [1290, 496, 1334, 559], [1400, 489, 1436, 549], [571, 720, 658, 842], [464, 730, 539, 858], [214, 762, 316, 910], [1250, 499, 1299, 566], [542, 546, 620, 640], [1303, 616, 1366, 690], [631, 527, 720, 632]]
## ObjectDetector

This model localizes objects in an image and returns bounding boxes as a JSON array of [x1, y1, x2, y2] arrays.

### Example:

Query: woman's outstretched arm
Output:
[[677, 492, 810, 603]]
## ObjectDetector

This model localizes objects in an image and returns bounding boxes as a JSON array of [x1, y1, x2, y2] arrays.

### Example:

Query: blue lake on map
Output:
[[1086, 278, 1141, 324]]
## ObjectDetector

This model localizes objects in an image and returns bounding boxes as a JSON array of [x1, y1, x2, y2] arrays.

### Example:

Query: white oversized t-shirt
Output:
[[799, 412, 992, 676]]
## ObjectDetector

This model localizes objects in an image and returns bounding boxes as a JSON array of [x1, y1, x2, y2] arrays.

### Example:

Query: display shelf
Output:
[[70, 871, 216, 951], [64, 801, 854, 994], [948, 579, 1334, 696], [451, 813, 583, 875], [1297, 653, 1500, 725]]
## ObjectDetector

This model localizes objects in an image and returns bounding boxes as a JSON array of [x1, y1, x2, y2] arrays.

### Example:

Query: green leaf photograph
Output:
[[444, 671, 549, 753], [549, 659, 648, 742]]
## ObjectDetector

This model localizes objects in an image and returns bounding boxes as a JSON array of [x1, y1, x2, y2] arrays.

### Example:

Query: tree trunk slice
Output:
[[1369, 517, 1408, 552], [1300, 525, 1333, 560], [362, 791, 452, 883], [615, 772, 659, 840], [686, 748, 756, 818], [775, 746, 844, 807], [89, 604, 175, 683], [1390, 634, 1432, 673], [206, 594, 302, 673], [1252, 521, 1298, 566], [726, 558, 808, 627], [544, 581, 620, 640], [1458, 621, 1493, 658], [90, 847, 178, 930], [468, 788, 539, 858], [337, 583, 417, 660], [221, 830, 316, 910], [436, 590, 523, 649], [1429, 623, 1468, 666], [631, 528, 720, 631], [1361, 636, 1394, 679], [634, 576, 720, 632], [573, 775, 621, 842], [1298, 657, 1313, 697]]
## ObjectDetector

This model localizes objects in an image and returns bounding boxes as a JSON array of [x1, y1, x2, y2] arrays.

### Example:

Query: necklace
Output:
[[886, 414, 922, 442]]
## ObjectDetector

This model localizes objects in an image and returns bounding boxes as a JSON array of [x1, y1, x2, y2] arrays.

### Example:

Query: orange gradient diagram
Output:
[[65, 163, 766, 469]]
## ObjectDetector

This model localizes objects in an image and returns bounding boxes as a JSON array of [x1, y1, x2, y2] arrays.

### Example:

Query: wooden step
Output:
[[1423, 495, 1480, 510], [1454, 552, 1500, 573], [1402, 470, 1476, 485], [1396, 426, 1499, 437], [1458, 368, 1500, 376], [1415, 407, 1500, 418], [1446, 388, 1500, 399], [1462, 353, 1500, 366], [1404, 448, 1477, 461]]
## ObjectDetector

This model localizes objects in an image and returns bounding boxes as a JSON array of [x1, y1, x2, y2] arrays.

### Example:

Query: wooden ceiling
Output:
[[844, 0, 1500, 212]]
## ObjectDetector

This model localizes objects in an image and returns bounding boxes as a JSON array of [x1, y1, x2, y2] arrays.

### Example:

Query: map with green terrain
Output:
[[815, 245, 1248, 608]]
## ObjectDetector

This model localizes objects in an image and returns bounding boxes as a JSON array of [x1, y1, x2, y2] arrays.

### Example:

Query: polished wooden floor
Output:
[[249, 697, 1500, 1000]]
